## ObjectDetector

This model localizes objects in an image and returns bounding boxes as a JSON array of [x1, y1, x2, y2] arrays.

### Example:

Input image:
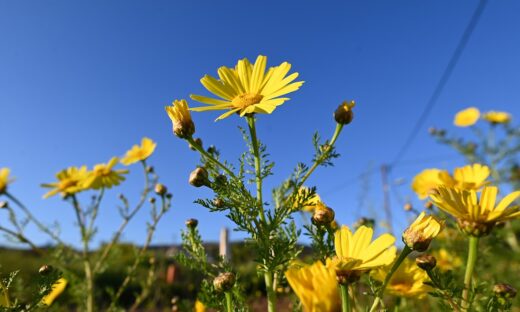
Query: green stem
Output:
[[369, 246, 412, 312], [246, 116, 266, 224], [225, 292, 233, 312], [300, 123, 344, 186], [0, 279, 10, 307], [264, 271, 276, 312], [186, 137, 235, 178], [461, 236, 479, 311], [340, 284, 351, 312]]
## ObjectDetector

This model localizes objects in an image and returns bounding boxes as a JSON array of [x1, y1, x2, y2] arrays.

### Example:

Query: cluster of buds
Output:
[[402, 212, 444, 252], [334, 100, 355, 125], [457, 218, 494, 237], [213, 272, 236, 292]]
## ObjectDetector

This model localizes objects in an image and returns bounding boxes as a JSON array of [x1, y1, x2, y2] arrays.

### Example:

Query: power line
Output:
[[390, 0, 489, 167]]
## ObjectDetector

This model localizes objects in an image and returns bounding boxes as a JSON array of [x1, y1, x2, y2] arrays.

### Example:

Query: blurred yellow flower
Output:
[[285, 260, 340, 312], [402, 212, 444, 251], [294, 187, 322, 212], [482, 111, 511, 124], [121, 137, 157, 166], [433, 248, 462, 272], [372, 258, 431, 298], [329, 225, 396, 277], [430, 186, 520, 236], [411, 169, 454, 199], [165, 99, 196, 139], [0, 168, 14, 194], [454, 107, 480, 127], [194, 300, 206, 312], [41, 278, 68, 306], [453, 163, 490, 190], [190, 55, 304, 120], [84, 157, 128, 190], [42, 166, 90, 199]]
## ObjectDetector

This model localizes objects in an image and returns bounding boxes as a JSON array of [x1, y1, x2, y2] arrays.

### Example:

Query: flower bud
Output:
[[334, 100, 355, 125], [148, 197, 156, 204], [493, 283, 517, 299], [404, 203, 413, 211], [457, 218, 494, 237], [39, 265, 54, 275], [189, 138, 203, 151], [189, 167, 210, 187], [311, 204, 335, 226], [207, 145, 217, 155], [0, 201, 8, 209], [166, 193, 173, 199], [415, 254, 437, 271], [146, 166, 155, 173], [402, 212, 444, 252], [165, 99, 195, 139], [154, 183, 167, 196], [354, 217, 375, 229], [428, 127, 437, 135], [213, 198, 224, 208], [213, 272, 236, 292], [185, 218, 199, 229], [424, 201, 433, 210], [336, 270, 362, 285]]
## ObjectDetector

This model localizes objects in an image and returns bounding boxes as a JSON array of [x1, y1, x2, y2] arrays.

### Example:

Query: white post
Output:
[[219, 227, 230, 261]]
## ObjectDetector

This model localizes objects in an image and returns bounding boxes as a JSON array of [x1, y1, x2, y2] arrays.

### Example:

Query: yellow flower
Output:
[[165, 99, 196, 139], [83, 157, 128, 189], [372, 259, 431, 298], [194, 300, 206, 312], [412, 169, 454, 199], [430, 186, 520, 236], [0, 168, 14, 194], [330, 226, 396, 277], [121, 137, 157, 166], [294, 187, 322, 212], [402, 212, 444, 251], [432, 248, 462, 272], [190, 55, 304, 120], [41, 278, 68, 306], [482, 111, 511, 124], [42, 166, 90, 199], [454, 107, 480, 127], [285, 261, 340, 312], [453, 163, 490, 190]]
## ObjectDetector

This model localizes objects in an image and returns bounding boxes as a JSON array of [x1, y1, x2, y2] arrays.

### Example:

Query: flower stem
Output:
[[461, 236, 479, 311], [246, 116, 266, 223], [264, 271, 276, 312], [186, 137, 235, 178], [225, 292, 233, 312], [300, 123, 344, 186], [369, 246, 412, 312], [340, 284, 351, 312]]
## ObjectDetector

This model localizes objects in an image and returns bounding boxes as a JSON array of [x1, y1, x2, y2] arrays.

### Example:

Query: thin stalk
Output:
[[225, 292, 233, 312], [340, 284, 351, 312], [300, 123, 344, 186], [461, 236, 479, 311], [0, 225, 42, 254], [246, 116, 266, 223], [264, 271, 276, 312], [0, 279, 11, 307], [186, 137, 236, 178], [369, 246, 411, 312]]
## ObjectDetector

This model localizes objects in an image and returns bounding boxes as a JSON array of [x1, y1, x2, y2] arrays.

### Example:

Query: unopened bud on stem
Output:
[[189, 167, 210, 187], [213, 272, 235, 292]]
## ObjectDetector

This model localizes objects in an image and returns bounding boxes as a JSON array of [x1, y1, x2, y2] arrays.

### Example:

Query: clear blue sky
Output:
[[1, 1, 520, 247]]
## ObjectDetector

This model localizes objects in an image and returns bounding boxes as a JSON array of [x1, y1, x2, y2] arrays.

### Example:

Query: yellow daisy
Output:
[[190, 55, 304, 120], [372, 258, 431, 299], [41, 278, 68, 306], [454, 107, 480, 127], [285, 260, 340, 312], [194, 300, 206, 312], [482, 111, 511, 124], [430, 186, 520, 236], [165, 99, 195, 139], [0, 168, 14, 194], [121, 137, 157, 166], [42, 166, 90, 199], [453, 163, 490, 190], [83, 157, 128, 189], [329, 225, 396, 278], [411, 169, 454, 199], [402, 211, 444, 252]]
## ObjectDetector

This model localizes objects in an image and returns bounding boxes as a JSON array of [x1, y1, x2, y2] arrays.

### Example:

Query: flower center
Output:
[[231, 93, 263, 109]]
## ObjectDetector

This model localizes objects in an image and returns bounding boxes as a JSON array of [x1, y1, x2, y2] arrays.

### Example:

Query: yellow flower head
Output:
[[482, 111, 512, 124], [430, 186, 520, 236], [190, 55, 304, 121], [294, 187, 322, 212], [454, 107, 480, 127], [165, 99, 196, 139], [285, 261, 340, 312], [0, 168, 14, 194], [41, 278, 68, 306], [194, 300, 206, 312], [412, 169, 454, 199], [372, 258, 431, 299], [402, 212, 444, 251], [121, 137, 157, 166], [453, 163, 490, 190], [432, 248, 462, 272], [42, 166, 90, 199], [83, 157, 129, 190], [330, 225, 396, 276]]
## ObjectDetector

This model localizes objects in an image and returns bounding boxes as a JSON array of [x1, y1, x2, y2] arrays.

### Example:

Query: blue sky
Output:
[[1, 0, 520, 248]]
